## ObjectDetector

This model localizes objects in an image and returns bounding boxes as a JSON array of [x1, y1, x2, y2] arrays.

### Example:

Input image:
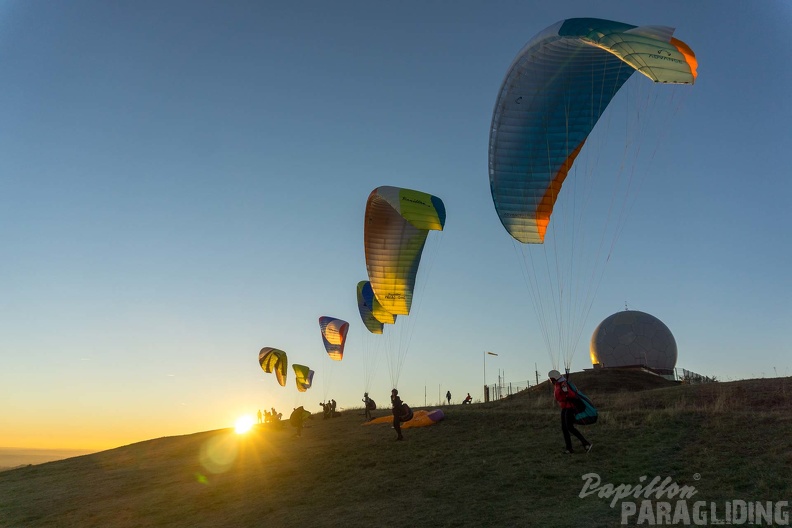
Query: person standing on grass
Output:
[[290, 406, 306, 437], [391, 389, 405, 441], [362, 392, 374, 421], [446, 390, 451, 405], [548, 370, 592, 454]]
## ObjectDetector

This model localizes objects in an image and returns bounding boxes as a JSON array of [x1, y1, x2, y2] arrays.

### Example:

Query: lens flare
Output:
[[199, 435, 239, 474], [235, 415, 255, 434]]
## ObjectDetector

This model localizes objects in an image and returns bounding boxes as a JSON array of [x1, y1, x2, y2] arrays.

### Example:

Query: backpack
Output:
[[289, 406, 305, 426], [567, 381, 598, 425], [400, 403, 414, 423], [366, 399, 376, 410]]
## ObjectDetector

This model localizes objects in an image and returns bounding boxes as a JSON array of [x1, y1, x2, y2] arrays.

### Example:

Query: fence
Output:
[[675, 368, 715, 384], [484, 378, 533, 402]]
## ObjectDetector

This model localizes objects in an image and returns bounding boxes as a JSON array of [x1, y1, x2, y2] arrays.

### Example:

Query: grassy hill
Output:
[[2, 371, 791, 528]]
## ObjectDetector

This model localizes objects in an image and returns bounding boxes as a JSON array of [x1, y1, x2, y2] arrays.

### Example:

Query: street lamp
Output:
[[484, 351, 498, 402]]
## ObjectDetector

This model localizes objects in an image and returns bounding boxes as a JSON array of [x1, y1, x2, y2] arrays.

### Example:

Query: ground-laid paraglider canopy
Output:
[[363, 409, 445, 429]]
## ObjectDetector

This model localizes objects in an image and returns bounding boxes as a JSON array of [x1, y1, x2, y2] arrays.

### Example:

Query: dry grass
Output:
[[2, 372, 791, 528]]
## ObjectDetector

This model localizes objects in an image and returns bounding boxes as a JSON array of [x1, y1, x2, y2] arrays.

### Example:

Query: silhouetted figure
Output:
[[462, 393, 472, 404], [290, 406, 306, 437], [391, 389, 404, 441], [446, 390, 451, 405], [362, 392, 375, 421], [257, 409, 263, 424]]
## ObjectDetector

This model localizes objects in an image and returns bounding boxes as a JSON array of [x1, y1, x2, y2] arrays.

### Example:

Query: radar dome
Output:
[[590, 310, 677, 374]]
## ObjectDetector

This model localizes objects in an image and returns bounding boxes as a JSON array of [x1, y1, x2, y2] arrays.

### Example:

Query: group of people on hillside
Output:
[[257, 407, 282, 424], [262, 372, 595, 453], [319, 399, 338, 419]]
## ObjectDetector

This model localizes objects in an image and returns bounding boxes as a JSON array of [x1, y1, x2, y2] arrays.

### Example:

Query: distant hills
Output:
[[0, 448, 97, 471]]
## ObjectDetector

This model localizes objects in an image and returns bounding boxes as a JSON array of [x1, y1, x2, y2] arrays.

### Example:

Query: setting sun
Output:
[[234, 415, 255, 434]]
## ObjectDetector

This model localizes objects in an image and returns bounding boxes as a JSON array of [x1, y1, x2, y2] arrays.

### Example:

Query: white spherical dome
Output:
[[590, 310, 677, 373]]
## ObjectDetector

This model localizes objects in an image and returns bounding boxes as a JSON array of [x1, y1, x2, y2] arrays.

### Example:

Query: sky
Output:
[[1, 0, 790, 452]]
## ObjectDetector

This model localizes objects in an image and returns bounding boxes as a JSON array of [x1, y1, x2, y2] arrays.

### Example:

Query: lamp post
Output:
[[484, 351, 498, 402]]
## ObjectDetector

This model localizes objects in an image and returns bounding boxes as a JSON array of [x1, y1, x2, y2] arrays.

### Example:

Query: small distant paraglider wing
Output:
[[259, 347, 288, 387], [318, 316, 350, 361], [489, 17, 697, 244], [364, 186, 446, 315], [293, 364, 314, 392]]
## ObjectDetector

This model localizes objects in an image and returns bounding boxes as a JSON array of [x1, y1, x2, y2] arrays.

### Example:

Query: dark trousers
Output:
[[393, 415, 403, 439], [561, 408, 588, 450]]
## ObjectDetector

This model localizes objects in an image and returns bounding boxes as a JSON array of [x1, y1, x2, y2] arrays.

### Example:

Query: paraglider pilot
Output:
[[548, 370, 592, 454], [362, 392, 374, 421], [290, 406, 306, 437], [391, 389, 404, 441]]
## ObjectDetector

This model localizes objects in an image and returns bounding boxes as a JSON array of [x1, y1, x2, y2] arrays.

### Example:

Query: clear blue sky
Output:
[[1, 0, 790, 450]]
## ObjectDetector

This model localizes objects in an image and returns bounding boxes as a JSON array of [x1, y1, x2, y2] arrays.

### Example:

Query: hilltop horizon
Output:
[[3, 374, 791, 527], [3, 369, 779, 467]]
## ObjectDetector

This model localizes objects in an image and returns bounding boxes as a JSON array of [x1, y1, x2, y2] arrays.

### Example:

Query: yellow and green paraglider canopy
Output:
[[292, 363, 314, 392], [364, 186, 446, 316], [258, 347, 288, 387]]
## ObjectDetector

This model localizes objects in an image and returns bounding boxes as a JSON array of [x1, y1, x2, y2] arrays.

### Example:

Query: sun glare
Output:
[[234, 415, 255, 434]]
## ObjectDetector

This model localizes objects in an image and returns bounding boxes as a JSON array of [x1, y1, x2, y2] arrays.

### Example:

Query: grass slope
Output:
[[2, 371, 791, 528]]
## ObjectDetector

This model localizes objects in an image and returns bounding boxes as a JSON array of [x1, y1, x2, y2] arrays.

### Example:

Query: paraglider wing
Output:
[[258, 347, 288, 387], [356, 281, 385, 334], [289, 406, 311, 426], [318, 316, 350, 361], [488, 17, 697, 244], [293, 364, 314, 392], [364, 186, 446, 315], [356, 281, 396, 336], [360, 281, 396, 325], [362, 409, 445, 429]]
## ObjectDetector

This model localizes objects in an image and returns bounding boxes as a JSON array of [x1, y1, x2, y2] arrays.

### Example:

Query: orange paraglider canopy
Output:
[[363, 409, 445, 429]]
